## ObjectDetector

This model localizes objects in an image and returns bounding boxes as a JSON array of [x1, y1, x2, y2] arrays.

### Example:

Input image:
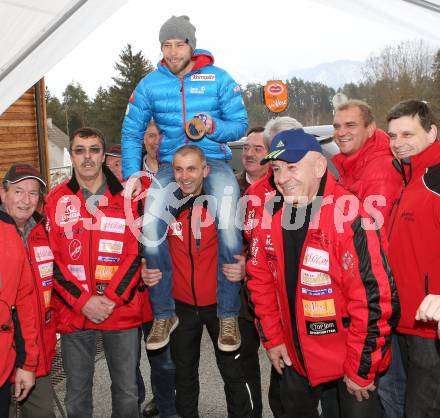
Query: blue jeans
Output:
[[143, 158, 242, 319], [142, 322, 177, 418], [378, 334, 406, 418], [61, 328, 139, 418]]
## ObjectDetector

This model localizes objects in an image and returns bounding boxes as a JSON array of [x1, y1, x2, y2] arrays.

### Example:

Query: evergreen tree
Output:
[[62, 82, 91, 134], [104, 44, 155, 144], [45, 87, 67, 132]]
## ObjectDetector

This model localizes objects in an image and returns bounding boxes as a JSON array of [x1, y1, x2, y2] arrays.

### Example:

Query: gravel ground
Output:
[[52, 329, 274, 418]]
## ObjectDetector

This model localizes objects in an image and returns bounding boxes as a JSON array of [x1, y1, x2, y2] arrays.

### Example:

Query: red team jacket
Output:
[[168, 198, 218, 306], [44, 167, 143, 333], [332, 129, 403, 231], [0, 213, 38, 386], [24, 213, 57, 377], [389, 140, 440, 340], [246, 173, 399, 387]]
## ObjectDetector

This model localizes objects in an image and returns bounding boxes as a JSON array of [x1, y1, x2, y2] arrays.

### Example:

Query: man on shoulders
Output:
[[122, 15, 246, 351]]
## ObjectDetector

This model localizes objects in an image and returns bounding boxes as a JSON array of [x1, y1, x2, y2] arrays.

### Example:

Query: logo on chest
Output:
[[303, 247, 329, 271]]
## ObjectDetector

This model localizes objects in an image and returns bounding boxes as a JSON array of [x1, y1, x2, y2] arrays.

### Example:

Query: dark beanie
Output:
[[159, 15, 196, 50]]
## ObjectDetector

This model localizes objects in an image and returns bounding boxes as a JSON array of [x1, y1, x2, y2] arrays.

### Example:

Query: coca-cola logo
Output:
[[268, 83, 284, 95], [69, 239, 82, 261]]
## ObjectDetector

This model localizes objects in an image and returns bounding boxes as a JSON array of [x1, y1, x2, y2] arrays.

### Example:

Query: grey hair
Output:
[[263, 117, 303, 149]]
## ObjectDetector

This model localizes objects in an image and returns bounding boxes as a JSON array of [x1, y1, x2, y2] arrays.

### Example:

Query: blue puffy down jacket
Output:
[[121, 49, 248, 179]]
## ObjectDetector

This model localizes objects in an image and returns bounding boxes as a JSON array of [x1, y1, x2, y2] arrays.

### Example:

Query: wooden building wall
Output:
[[0, 80, 49, 182]]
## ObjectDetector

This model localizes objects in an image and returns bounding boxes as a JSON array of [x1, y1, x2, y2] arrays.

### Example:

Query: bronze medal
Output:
[[186, 117, 206, 141]]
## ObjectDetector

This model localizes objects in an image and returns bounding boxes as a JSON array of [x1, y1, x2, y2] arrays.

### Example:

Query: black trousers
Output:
[[279, 366, 380, 418], [171, 302, 252, 418], [0, 380, 11, 418], [238, 318, 262, 417], [398, 334, 440, 418]]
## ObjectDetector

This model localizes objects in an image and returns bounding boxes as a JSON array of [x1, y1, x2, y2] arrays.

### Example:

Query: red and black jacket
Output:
[[0, 213, 38, 386], [44, 166, 143, 333], [388, 140, 440, 339], [246, 172, 399, 387], [168, 196, 218, 307]]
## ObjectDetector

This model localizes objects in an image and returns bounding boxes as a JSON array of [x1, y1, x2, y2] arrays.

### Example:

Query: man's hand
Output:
[[122, 176, 142, 198], [14, 368, 35, 401], [81, 295, 115, 323], [223, 255, 245, 282], [344, 376, 376, 402], [266, 344, 292, 375], [141, 258, 162, 287], [415, 294, 440, 322]]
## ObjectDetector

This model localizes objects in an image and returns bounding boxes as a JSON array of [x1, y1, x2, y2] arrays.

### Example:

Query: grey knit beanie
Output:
[[159, 15, 196, 50]]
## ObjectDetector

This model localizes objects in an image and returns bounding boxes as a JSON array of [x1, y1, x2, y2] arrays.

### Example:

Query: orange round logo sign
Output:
[[264, 80, 288, 113]]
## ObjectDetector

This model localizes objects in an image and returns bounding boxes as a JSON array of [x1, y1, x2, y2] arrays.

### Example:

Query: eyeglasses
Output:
[[71, 146, 104, 156]]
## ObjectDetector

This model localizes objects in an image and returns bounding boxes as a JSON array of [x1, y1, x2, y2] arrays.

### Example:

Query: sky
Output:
[[45, 0, 440, 99]]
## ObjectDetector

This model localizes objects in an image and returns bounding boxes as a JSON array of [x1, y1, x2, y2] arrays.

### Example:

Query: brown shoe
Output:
[[218, 316, 241, 351], [146, 316, 179, 350]]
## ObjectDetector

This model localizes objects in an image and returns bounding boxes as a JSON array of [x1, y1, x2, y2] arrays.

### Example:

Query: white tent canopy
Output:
[[0, 0, 439, 116], [310, 0, 440, 43], [0, 0, 129, 115]]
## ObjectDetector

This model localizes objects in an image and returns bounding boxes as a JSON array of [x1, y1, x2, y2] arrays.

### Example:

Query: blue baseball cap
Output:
[[260, 128, 322, 165]]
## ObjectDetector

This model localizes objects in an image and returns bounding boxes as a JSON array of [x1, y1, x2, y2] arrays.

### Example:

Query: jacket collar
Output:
[[159, 49, 214, 77], [332, 128, 391, 176]]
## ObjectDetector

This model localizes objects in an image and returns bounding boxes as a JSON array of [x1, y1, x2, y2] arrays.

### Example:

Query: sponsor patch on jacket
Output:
[[301, 287, 333, 296], [233, 85, 241, 93], [43, 289, 52, 308], [190, 73, 215, 81], [264, 234, 274, 251], [33, 246, 54, 262], [302, 299, 336, 318], [68, 264, 86, 281], [38, 262, 53, 278], [60, 203, 81, 225], [306, 320, 338, 336], [190, 87, 206, 94], [68, 239, 82, 260], [42, 279, 53, 287], [98, 239, 123, 254], [300, 269, 331, 287], [170, 221, 183, 236], [95, 265, 119, 281], [303, 247, 329, 271], [100, 217, 125, 234], [97, 255, 120, 263]]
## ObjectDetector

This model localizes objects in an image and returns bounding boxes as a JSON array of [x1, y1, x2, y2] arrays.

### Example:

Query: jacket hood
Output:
[[158, 48, 214, 74], [332, 129, 392, 176]]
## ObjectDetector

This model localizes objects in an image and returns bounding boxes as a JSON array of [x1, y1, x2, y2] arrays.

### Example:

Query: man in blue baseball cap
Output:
[[246, 128, 399, 418]]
